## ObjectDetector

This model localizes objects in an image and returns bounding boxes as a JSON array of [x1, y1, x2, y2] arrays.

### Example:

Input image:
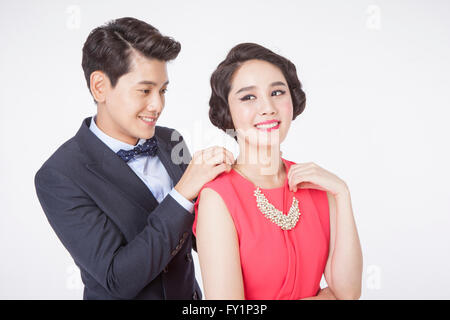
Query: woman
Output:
[[193, 43, 363, 300]]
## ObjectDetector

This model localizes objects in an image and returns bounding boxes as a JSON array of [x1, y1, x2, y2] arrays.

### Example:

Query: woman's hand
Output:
[[300, 287, 337, 300], [287, 162, 348, 197]]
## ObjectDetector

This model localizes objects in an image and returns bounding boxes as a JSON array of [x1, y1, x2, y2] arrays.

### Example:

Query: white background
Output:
[[1, 0, 449, 299]]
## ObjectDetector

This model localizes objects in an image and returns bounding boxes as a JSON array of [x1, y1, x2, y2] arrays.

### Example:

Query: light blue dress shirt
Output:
[[89, 115, 194, 213]]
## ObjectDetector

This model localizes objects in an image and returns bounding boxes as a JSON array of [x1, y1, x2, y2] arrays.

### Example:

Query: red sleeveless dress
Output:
[[193, 158, 330, 300]]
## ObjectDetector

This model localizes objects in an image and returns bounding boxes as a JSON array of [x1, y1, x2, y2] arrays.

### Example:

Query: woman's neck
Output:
[[234, 142, 285, 188]]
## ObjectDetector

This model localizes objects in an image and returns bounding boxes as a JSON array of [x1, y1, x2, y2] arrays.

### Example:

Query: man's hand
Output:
[[174, 146, 235, 201]]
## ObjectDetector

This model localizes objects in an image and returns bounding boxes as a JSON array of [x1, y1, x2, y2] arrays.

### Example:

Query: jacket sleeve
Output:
[[34, 166, 194, 299]]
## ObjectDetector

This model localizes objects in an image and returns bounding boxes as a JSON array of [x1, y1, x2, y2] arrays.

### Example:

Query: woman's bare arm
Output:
[[196, 187, 245, 299], [324, 190, 363, 299]]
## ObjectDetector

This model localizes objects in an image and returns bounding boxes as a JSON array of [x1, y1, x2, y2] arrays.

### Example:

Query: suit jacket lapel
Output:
[[76, 117, 181, 216], [154, 133, 183, 185], [86, 149, 159, 214]]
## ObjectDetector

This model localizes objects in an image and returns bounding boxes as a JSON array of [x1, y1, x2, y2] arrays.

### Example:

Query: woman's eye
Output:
[[240, 94, 256, 101], [272, 90, 285, 96], [161, 88, 168, 94], [140, 89, 151, 95]]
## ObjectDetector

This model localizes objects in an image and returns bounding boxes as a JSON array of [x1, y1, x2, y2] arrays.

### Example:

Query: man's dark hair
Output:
[[209, 43, 306, 138], [82, 17, 181, 90]]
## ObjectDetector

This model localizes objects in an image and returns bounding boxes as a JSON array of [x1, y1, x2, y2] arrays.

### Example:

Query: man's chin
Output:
[[139, 129, 156, 140], [135, 118, 156, 140]]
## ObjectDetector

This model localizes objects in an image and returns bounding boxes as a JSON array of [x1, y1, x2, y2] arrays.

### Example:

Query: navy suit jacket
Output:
[[34, 117, 202, 300]]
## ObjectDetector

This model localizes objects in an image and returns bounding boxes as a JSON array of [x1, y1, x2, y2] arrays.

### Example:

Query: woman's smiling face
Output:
[[228, 59, 294, 148]]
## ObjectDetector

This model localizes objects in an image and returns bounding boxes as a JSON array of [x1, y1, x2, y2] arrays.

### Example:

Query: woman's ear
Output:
[[90, 71, 109, 103]]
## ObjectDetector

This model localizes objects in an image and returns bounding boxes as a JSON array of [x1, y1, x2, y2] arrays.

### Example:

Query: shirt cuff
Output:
[[169, 188, 194, 214]]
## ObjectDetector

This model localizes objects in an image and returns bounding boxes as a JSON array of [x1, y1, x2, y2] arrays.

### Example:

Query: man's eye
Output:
[[161, 88, 168, 94], [140, 89, 151, 94], [272, 90, 285, 96], [240, 94, 256, 101]]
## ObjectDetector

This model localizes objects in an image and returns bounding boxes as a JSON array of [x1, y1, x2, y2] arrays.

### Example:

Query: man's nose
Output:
[[146, 94, 164, 114]]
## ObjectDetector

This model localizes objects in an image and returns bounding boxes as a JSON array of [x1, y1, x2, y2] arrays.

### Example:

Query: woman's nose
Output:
[[258, 97, 277, 115]]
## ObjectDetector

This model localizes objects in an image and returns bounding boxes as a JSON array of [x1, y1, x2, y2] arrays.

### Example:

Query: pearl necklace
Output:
[[233, 166, 301, 231]]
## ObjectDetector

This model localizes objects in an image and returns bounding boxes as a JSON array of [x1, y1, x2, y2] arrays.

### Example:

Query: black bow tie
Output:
[[116, 137, 158, 163]]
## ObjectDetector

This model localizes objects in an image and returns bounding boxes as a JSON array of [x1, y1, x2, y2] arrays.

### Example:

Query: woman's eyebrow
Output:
[[235, 85, 256, 95], [234, 81, 286, 95], [271, 81, 287, 87]]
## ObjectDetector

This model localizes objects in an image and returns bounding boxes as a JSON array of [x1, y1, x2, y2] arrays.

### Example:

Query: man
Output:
[[34, 17, 234, 299]]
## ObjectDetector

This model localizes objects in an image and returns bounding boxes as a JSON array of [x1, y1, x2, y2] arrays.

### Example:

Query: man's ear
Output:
[[90, 71, 109, 103]]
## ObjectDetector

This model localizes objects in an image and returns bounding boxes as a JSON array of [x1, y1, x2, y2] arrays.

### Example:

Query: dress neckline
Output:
[[231, 158, 290, 191]]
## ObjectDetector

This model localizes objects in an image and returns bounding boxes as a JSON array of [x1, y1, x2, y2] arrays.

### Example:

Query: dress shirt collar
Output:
[[89, 115, 146, 153]]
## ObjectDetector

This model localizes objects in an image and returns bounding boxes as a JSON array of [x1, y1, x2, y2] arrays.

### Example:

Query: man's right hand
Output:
[[174, 146, 235, 201]]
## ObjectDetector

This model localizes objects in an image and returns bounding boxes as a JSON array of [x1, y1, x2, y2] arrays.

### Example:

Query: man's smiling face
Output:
[[95, 52, 169, 145]]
